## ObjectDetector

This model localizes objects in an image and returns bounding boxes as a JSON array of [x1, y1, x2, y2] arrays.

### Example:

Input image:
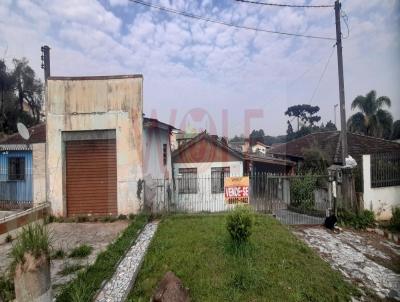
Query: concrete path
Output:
[[95, 221, 159, 302], [275, 209, 324, 225], [294, 227, 400, 301]]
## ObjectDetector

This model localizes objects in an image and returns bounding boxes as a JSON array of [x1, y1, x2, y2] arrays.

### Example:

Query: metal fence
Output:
[[0, 172, 33, 209], [145, 173, 331, 225], [371, 152, 400, 188]]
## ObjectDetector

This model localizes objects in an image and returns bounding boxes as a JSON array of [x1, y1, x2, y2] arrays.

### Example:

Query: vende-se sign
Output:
[[224, 176, 249, 204]]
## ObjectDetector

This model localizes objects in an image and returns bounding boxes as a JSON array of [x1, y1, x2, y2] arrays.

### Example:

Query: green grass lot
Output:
[[128, 214, 358, 302]]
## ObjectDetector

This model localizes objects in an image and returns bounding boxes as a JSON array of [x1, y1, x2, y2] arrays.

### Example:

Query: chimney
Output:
[[41, 45, 50, 81]]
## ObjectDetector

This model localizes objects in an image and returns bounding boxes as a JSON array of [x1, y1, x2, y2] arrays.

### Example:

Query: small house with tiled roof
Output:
[[0, 123, 46, 209]]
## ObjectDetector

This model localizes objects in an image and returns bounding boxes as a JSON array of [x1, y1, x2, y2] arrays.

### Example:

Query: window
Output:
[[8, 157, 25, 181], [163, 144, 167, 166], [178, 168, 197, 194], [211, 167, 230, 193]]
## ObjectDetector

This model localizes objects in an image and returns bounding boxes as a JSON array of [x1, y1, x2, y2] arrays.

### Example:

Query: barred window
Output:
[[211, 167, 230, 193], [178, 168, 197, 194], [8, 157, 25, 181]]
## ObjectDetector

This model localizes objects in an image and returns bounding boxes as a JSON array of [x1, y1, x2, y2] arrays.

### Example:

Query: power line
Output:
[[235, 0, 334, 8], [308, 44, 336, 104], [128, 0, 335, 41]]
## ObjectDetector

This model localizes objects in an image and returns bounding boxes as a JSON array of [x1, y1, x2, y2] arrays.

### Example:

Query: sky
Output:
[[0, 0, 399, 137]]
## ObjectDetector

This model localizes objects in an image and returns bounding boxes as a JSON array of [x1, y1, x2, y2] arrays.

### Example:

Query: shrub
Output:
[[290, 174, 317, 210], [128, 213, 135, 220], [51, 248, 66, 259], [76, 216, 89, 223], [389, 207, 400, 232], [44, 215, 56, 224], [338, 209, 375, 229], [10, 223, 51, 272], [5, 234, 12, 243], [226, 206, 254, 244], [69, 244, 93, 258]]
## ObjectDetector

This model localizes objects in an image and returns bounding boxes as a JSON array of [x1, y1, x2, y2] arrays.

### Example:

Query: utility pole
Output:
[[334, 104, 338, 127], [41, 45, 51, 81], [334, 0, 348, 165]]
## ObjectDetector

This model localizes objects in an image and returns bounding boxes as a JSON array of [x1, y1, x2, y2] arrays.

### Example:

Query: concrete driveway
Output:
[[293, 226, 400, 301]]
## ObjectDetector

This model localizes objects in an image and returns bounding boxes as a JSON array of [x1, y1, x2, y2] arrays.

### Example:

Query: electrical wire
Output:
[[235, 0, 333, 8], [308, 44, 336, 104], [128, 0, 336, 41]]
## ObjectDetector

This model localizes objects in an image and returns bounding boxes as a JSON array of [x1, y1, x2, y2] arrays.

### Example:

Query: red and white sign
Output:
[[224, 176, 249, 204]]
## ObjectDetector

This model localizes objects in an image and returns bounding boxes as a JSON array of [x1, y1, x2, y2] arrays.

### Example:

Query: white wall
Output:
[[143, 127, 172, 180], [172, 161, 243, 212], [363, 154, 400, 220], [32, 143, 46, 205]]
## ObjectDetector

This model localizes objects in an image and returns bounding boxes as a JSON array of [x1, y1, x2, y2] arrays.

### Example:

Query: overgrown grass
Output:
[[58, 263, 84, 276], [128, 214, 359, 302], [56, 213, 149, 302], [69, 244, 93, 258], [0, 274, 14, 302], [10, 223, 51, 273]]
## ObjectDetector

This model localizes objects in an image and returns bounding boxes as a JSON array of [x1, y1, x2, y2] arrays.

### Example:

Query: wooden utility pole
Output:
[[334, 0, 348, 165]]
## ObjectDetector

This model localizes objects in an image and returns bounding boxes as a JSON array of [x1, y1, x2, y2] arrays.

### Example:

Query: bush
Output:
[[118, 214, 127, 220], [338, 209, 375, 229], [290, 174, 316, 210], [128, 213, 135, 220], [226, 206, 254, 244], [69, 245, 93, 258], [11, 223, 51, 272], [389, 207, 400, 232]]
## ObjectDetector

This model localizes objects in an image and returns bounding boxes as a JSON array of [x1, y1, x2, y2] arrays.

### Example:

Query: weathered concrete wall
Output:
[[46, 75, 143, 216], [32, 143, 46, 205], [143, 127, 172, 180], [363, 155, 400, 220]]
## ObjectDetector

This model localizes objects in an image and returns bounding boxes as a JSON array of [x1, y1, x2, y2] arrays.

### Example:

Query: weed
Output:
[[118, 214, 127, 220], [128, 213, 135, 220], [10, 223, 51, 272], [5, 234, 12, 243], [58, 263, 83, 276], [76, 216, 89, 223], [51, 248, 66, 259], [69, 245, 93, 258], [338, 209, 375, 229], [226, 206, 254, 244], [0, 274, 14, 302], [389, 207, 400, 232]]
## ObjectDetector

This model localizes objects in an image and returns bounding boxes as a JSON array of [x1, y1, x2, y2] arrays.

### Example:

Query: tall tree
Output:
[[391, 120, 400, 140], [13, 58, 43, 123], [347, 90, 393, 139], [249, 129, 265, 144], [285, 104, 321, 129]]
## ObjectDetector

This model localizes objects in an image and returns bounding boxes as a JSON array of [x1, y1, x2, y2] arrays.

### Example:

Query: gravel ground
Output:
[[0, 221, 129, 293], [95, 221, 159, 302], [293, 226, 400, 301]]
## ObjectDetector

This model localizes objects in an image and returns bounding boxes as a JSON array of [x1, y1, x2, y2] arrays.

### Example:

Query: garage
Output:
[[66, 139, 117, 217]]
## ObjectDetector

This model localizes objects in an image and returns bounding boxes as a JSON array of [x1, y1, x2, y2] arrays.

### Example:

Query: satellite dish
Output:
[[17, 123, 30, 140]]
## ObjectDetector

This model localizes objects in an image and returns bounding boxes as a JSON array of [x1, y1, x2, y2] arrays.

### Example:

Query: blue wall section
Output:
[[0, 150, 33, 202]]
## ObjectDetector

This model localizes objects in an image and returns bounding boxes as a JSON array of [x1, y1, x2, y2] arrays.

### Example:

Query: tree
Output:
[[324, 120, 337, 131], [285, 104, 321, 129], [249, 129, 265, 145], [347, 90, 393, 139], [13, 58, 43, 123], [392, 120, 400, 140], [0, 58, 42, 135]]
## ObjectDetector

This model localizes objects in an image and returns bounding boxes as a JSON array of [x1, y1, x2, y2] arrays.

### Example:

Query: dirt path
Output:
[[293, 226, 400, 301]]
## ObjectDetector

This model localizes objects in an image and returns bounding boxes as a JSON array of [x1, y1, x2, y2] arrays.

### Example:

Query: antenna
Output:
[[17, 123, 30, 141]]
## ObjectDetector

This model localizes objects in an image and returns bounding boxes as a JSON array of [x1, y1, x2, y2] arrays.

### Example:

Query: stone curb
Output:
[[366, 227, 399, 244]]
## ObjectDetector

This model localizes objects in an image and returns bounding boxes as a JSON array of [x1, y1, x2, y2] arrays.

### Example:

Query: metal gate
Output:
[[146, 173, 331, 225]]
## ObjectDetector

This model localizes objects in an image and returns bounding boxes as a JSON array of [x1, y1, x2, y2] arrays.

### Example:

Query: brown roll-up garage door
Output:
[[66, 139, 117, 217]]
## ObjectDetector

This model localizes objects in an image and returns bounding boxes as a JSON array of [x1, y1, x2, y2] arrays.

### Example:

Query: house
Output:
[[0, 123, 46, 209], [143, 117, 178, 180], [174, 132, 198, 149], [171, 132, 294, 212], [269, 131, 400, 218], [46, 75, 144, 217], [269, 131, 400, 166], [251, 141, 270, 155], [229, 139, 250, 153]]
